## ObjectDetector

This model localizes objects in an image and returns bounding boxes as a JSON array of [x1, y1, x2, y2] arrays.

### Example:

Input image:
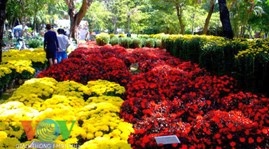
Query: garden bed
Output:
[[0, 41, 268, 148]]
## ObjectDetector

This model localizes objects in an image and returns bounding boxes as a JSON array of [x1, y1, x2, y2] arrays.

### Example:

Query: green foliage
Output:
[[129, 38, 142, 48], [110, 36, 119, 46], [162, 35, 206, 61], [182, 36, 204, 62], [144, 38, 155, 48], [119, 37, 132, 48], [0, 67, 12, 89], [248, 0, 269, 33], [161, 34, 250, 75], [110, 34, 116, 38], [87, 1, 112, 32], [96, 33, 110, 46], [6, 0, 56, 26], [199, 38, 249, 75], [27, 38, 43, 48], [4, 0, 268, 36], [229, 0, 266, 37], [155, 39, 162, 48], [119, 34, 126, 38], [138, 34, 150, 39], [234, 39, 269, 92]]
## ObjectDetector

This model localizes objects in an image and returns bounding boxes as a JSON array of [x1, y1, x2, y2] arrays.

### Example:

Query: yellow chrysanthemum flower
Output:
[[79, 137, 132, 149], [85, 79, 125, 96], [0, 131, 7, 140]]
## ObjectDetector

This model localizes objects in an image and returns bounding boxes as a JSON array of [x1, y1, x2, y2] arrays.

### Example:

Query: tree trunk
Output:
[[0, 0, 8, 62], [65, 0, 93, 39], [175, 4, 185, 34], [203, 0, 215, 34], [113, 16, 117, 34], [218, 0, 234, 39]]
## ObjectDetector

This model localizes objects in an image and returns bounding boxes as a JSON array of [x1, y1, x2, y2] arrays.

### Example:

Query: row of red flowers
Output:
[[38, 42, 269, 148]]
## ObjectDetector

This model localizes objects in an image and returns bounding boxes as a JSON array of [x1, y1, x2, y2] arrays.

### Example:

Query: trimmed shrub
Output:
[[96, 33, 110, 46], [110, 36, 119, 46], [144, 38, 155, 48], [119, 37, 132, 48], [129, 38, 142, 48], [27, 38, 43, 48]]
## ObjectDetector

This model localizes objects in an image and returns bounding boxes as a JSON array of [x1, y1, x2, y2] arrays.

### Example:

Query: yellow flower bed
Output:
[[0, 67, 12, 78], [10, 77, 57, 100], [0, 66, 12, 88], [0, 78, 133, 148], [86, 80, 126, 96], [54, 80, 88, 99], [0, 101, 39, 148], [2, 49, 46, 66], [0, 48, 47, 89], [234, 39, 268, 59]]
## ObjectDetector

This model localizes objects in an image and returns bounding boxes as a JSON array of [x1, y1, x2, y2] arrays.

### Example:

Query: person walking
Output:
[[56, 28, 69, 63], [44, 24, 59, 67]]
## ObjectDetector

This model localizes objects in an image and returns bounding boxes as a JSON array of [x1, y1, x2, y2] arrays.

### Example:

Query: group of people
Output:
[[43, 24, 70, 67]]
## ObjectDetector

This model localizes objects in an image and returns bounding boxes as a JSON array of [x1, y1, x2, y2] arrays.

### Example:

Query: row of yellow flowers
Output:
[[0, 48, 47, 90], [0, 77, 133, 149]]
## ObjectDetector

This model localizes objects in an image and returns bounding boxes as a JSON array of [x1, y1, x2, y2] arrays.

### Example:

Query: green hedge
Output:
[[234, 39, 269, 94], [162, 35, 269, 95], [96, 33, 162, 49], [199, 39, 248, 75]]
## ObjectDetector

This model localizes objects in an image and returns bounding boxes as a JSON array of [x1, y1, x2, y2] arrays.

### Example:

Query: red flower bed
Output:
[[220, 92, 269, 127], [118, 46, 268, 148], [37, 46, 132, 86], [190, 110, 266, 149], [37, 43, 269, 148], [121, 63, 238, 122]]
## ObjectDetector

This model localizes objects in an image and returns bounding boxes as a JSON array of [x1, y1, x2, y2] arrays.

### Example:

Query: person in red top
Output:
[[44, 24, 59, 67]]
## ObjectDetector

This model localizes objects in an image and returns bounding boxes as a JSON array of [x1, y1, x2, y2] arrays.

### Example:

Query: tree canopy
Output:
[[1, 0, 269, 37]]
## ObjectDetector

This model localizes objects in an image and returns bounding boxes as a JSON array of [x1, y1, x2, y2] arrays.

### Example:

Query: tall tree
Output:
[[229, 0, 264, 38], [248, 0, 269, 37], [218, 0, 233, 39], [149, 0, 186, 34], [0, 0, 8, 62], [202, 0, 216, 34], [86, 1, 111, 33], [174, 0, 186, 34], [65, 0, 93, 39]]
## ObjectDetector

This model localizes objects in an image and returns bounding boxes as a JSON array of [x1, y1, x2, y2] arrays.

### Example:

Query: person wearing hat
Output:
[[44, 24, 59, 67]]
